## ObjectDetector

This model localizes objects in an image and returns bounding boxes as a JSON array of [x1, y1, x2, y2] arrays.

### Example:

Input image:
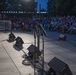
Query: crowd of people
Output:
[[41, 15, 76, 34], [48, 16, 76, 34], [0, 14, 76, 34]]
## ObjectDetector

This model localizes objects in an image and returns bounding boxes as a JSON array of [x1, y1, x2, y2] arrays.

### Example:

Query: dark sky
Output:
[[35, 0, 48, 11]]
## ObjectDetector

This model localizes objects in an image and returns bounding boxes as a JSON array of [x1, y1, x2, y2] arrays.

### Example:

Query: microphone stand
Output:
[[39, 24, 47, 75], [34, 23, 47, 75], [34, 25, 39, 75], [4, 22, 6, 33], [11, 22, 12, 33], [34, 32, 36, 75], [37, 28, 40, 55], [42, 32, 44, 75], [35, 25, 40, 61]]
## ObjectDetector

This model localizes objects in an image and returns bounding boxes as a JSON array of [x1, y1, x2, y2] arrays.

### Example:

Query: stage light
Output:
[[27, 44, 41, 62], [59, 34, 67, 41], [8, 32, 16, 42], [15, 36, 24, 49]]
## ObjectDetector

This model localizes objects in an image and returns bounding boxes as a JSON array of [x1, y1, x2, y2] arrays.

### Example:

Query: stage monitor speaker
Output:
[[59, 34, 66, 41], [48, 57, 72, 75]]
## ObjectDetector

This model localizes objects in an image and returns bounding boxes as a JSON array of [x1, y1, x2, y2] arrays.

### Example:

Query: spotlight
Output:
[[27, 44, 41, 62], [15, 36, 24, 49], [8, 32, 16, 42], [59, 34, 67, 41]]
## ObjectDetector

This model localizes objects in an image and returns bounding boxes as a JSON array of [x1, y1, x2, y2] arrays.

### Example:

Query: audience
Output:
[[0, 14, 76, 34]]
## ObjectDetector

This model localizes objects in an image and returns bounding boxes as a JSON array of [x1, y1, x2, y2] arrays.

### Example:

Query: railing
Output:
[[0, 20, 11, 31]]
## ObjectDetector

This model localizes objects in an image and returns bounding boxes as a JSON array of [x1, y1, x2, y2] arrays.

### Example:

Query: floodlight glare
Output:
[[25, 0, 31, 2]]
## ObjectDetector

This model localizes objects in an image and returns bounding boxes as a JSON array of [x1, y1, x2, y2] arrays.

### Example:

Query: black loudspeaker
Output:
[[27, 44, 41, 59], [48, 57, 72, 75], [59, 34, 66, 41]]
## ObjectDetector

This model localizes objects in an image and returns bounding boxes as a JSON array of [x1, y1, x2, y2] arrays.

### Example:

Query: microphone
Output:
[[39, 24, 47, 36]]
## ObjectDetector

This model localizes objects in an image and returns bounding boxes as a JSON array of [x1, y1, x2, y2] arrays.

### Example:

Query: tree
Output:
[[0, 0, 37, 12], [19, 0, 37, 12], [0, 0, 8, 11], [47, 0, 76, 16]]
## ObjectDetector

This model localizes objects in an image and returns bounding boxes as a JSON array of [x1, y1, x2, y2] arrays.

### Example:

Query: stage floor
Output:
[[0, 30, 76, 75]]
